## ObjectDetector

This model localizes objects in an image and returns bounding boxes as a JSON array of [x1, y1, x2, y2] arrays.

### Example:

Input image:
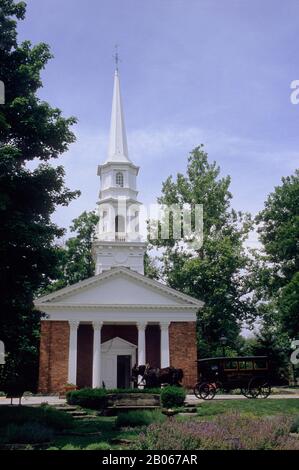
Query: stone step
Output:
[[53, 405, 78, 412], [105, 405, 159, 416], [184, 402, 198, 408], [58, 431, 102, 436], [180, 407, 197, 414], [72, 414, 97, 420], [67, 410, 88, 417], [110, 438, 133, 445], [108, 405, 159, 410]]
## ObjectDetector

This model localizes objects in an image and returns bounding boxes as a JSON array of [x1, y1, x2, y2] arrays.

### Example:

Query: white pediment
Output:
[[101, 337, 137, 352], [35, 267, 203, 309]]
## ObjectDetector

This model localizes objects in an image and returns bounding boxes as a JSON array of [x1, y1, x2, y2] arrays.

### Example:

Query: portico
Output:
[[66, 319, 170, 388]]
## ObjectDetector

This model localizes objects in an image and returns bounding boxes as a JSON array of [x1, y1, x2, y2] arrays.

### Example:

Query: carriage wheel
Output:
[[198, 382, 216, 400], [247, 378, 262, 399], [193, 383, 201, 399], [241, 387, 254, 399], [258, 381, 271, 399]]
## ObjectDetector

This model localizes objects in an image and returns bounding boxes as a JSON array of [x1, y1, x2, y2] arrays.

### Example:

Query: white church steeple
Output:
[[92, 64, 146, 275], [106, 70, 131, 164]]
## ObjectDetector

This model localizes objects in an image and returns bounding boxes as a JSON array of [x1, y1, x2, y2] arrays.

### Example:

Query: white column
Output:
[[160, 321, 170, 368], [68, 320, 79, 385], [137, 322, 147, 365], [92, 321, 103, 388]]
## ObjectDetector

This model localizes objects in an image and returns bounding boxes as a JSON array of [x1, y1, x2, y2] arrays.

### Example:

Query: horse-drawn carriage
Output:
[[194, 356, 272, 400], [131, 364, 184, 388]]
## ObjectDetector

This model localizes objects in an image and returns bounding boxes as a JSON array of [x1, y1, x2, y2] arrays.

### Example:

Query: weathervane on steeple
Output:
[[113, 44, 120, 72]]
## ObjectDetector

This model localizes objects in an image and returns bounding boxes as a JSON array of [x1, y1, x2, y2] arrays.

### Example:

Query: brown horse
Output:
[[131, 364, 184, 388]]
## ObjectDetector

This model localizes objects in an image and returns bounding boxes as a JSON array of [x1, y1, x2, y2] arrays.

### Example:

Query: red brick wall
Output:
[[38, 321, 69, 393], [169, 322, 197, 388], [101, 324, 138, 345], [146, 325, 160, 368], [77, 324, 93, 388]]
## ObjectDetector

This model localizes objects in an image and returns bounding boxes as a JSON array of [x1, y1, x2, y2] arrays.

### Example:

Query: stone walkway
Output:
[[186, 393, 299, 404], [0, 392, 299, 406], [0, 395, 65, 406]]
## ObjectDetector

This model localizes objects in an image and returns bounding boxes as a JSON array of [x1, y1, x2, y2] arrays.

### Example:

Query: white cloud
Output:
[[49, 124, 298, 231], [127, 125, 299, 169]]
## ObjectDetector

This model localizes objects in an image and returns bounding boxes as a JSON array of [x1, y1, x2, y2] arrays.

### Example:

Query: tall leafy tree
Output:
[[0, 0, 79, 390], [255, 169, 299, 339], [242, 328, 290, 383], [43, 211, 99, 293], [279, 272, 299, 339], [150, 145, 255, 357], [257, 170, 299, 287]]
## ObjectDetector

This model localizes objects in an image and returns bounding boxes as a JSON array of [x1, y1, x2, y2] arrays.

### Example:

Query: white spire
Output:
[[106, 69, 131, 163]]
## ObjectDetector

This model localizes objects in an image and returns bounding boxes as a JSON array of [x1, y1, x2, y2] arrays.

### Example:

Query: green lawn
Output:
[[1, 399, 299, 450], [50, 399, 299, 449], [50, 415, 138, 450], [196, 398, 299, 418]]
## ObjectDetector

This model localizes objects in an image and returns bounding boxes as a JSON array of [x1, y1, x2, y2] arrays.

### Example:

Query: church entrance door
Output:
[[117, 355, 131, 388], [101, 337, 137, 389]]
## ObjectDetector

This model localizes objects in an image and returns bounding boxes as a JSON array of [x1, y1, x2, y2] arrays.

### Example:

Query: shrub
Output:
[[85, 442, 111, 450], [66, 387, 107, 410], [61, 444, 81, 450], [0, 405, 73, 431], [4, 423, 54, 444], [116, 409, 165, 428], [290, 415, 299, 433], [38, 404, 74, 430], [106, 388, 161, 394], [160, 386, 186, 408]]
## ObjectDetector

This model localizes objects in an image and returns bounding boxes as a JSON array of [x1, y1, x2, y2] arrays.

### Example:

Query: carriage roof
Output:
[[197, 356, 268, 363]]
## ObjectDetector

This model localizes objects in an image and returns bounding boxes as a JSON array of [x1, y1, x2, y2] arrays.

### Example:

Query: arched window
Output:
[[116, 171, 124, 187]]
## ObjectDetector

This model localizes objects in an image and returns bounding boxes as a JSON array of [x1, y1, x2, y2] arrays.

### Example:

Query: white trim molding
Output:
[[137, 322, 147, 366], [34, 266, 204, 308], [160, 321, 170, 368], [92, 321, 103, 388], [68, 320, 79, 385], [38, 310, 197, 323]]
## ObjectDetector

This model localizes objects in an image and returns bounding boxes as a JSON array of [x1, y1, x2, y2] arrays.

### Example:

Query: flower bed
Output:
[[135, 412, 299, 450]]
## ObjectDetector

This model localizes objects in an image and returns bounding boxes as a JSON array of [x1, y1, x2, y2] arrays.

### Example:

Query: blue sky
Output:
[[19, 0, 299, 243]]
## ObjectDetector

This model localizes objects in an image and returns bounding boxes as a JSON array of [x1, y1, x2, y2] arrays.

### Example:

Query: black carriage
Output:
[[194, 356, 272, 400]]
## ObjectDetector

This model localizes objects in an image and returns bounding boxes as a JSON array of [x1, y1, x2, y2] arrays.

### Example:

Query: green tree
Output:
[[43, 211, 99, 293], [256, 169, 299, 292], [279, 272, 299, 339], [254, 169, 299, 339], [242, 329, 290, 384], [0, 1, 79, 390], [144, 251, 159, 280], [150, 145, 255, 357]]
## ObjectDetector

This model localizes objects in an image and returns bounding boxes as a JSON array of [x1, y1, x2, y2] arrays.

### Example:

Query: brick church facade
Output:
[[35, 66, 203, 393], [38, 317, 198, 392]]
